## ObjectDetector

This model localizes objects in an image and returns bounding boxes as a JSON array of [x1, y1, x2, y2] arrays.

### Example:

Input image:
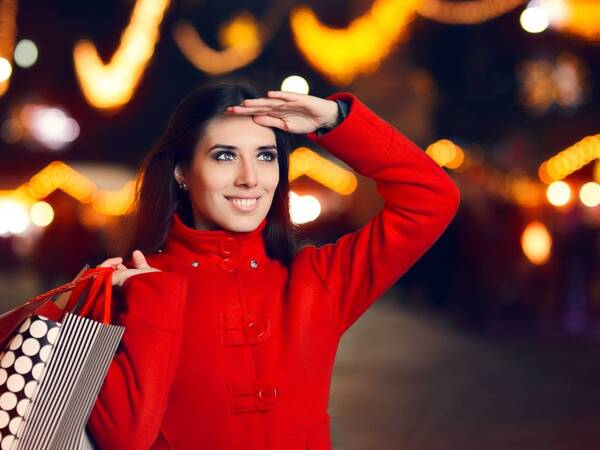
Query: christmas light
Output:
[[289, 147, 358, 196], [281, 75, 309, 94], [417, 0, 526, 25], [290, 0, 419, 85], [546, 180, 572, 206], [0, 0, 17, 96], [539, 134, 600, 181], [73, 0, 170, 109], [521, 221, 552, 265], [579, 181, 600, 207], [13, 39, 38, 68]]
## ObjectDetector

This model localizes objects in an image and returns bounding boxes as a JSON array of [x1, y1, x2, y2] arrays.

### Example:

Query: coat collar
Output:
[[164, 213, 269, 271]]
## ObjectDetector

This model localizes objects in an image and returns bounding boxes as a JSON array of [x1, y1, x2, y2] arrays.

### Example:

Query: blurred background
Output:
[[0, 0, 599, 448]]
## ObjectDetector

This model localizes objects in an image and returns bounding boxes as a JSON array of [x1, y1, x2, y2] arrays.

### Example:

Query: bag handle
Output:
[[30, 269, 105, 303], [66, 267, 115, 324], [30, 267, 115, 324], [77, 268, 114, 323]]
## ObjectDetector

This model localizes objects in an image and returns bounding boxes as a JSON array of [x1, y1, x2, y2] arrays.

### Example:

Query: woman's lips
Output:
[[225, 195, 261, 212]]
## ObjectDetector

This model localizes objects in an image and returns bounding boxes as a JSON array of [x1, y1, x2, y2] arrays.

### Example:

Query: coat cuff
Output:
[[314, 99, 350, 136]]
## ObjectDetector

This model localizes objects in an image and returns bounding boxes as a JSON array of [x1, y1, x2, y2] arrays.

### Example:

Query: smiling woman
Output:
[[88, 80, 460, 450]]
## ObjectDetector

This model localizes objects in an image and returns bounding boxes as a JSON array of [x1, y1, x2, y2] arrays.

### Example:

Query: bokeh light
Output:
[[579, 182, 600, 207], [0, 198, 29, 236], [520, 3, 550, 33], [29, 201, 54, 227], [0, 57, 12, 82], [23, 105, 80, 150], [546, 180, 571, 206], [521, 221, 552, 265], [289, 191, 321, 224], [280, 75, 309, 94], [13, 39, 38, 68]]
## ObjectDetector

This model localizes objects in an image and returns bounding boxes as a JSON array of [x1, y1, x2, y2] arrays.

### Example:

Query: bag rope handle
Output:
[[29, 267, 116, 324]]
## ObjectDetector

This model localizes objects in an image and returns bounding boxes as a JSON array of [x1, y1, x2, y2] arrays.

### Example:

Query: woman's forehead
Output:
[[202, 114, 276, 145]]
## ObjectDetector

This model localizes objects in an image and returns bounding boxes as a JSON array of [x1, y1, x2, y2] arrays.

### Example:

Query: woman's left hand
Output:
[[225, 91, 339, 135]]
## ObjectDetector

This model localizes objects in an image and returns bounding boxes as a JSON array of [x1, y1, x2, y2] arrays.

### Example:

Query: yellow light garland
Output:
[[72, 0, 170, 110], [539, 134, 600, 182], [0, 0, 17, 96], [172, 11, 262, 75], [172, 0, 292, 75], [0, 162, 136, 216], [289, 147, 357, 195], [290, 0, 419, 85], [416, 0, 526, 25], [556, 0, 600, 41]]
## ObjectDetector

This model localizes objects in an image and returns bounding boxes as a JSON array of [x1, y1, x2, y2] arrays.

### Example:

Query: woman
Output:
[[87, 81, 460, 449]]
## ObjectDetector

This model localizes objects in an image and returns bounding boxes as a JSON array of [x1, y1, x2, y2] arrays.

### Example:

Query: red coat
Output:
[[87, 92, 460, 449]]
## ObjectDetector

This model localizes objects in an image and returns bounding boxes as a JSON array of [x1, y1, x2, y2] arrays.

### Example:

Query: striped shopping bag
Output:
[[0, 267, 124, 449]]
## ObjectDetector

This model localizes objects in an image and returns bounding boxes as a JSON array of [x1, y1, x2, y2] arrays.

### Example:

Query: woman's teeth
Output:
[[227, 196, 260, 211], [231, 198, 256, 206]]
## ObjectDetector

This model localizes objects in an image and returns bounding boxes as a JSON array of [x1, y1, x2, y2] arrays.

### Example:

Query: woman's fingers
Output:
[[132, 249, 151, 269], [227, 99, 299, 115], [266, 90, 303, 101], [252, 115, 286, 129], [97, 257, 123, 268], [239, 98, 287, 107]]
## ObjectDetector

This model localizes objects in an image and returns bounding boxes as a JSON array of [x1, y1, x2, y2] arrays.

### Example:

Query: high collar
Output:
[[164, 213, 269, 271]]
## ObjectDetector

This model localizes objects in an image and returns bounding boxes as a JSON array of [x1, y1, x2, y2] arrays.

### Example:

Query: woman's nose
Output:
[[235, 158, 258, 187]]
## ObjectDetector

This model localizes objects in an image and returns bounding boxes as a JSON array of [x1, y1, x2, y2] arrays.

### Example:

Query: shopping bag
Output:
[[0, 266, 125, 449]]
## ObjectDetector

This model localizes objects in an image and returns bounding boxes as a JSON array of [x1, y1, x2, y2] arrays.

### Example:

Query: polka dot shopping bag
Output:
[[0, 266, 125, 450]]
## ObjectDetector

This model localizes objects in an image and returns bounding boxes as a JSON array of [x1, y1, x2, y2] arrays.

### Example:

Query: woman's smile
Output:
[[225, 195, 262, 212]]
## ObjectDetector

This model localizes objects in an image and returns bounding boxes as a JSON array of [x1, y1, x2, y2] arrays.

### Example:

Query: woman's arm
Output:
[[86, 271, 188, 450], [300, 91, 460, 336]]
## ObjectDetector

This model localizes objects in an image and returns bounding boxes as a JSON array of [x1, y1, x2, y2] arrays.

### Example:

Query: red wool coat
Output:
[[86, 92, 460, 449]]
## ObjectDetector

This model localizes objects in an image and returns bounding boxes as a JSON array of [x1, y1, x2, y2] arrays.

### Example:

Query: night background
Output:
[[1, 0, 599, 448]]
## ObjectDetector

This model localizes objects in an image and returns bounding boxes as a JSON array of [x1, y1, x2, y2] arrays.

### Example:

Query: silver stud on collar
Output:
[[191, 261, 199, 267], [249, 259, 258, 269]]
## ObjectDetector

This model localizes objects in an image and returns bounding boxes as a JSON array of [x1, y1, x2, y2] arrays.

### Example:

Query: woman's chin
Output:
[[219, 214, 265, 232]]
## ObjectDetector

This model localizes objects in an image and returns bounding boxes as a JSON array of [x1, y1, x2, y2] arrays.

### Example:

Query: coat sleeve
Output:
[[86, 270, 188, 450], [300, 91, 460, 336]]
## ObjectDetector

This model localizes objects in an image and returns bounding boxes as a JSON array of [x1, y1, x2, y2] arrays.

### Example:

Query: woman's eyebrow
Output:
[[209, 144, 277, 151]]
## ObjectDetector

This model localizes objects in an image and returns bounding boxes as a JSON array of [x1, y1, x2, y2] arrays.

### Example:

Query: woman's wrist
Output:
[[315, 99, 348, 135], [320, 100, 341, 129]]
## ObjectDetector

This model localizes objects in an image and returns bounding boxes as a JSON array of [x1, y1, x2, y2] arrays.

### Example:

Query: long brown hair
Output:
[[115, 79, 305, 268]]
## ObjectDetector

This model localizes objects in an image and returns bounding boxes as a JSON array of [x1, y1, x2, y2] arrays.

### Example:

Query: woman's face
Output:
[[175, 113, 280, 232]]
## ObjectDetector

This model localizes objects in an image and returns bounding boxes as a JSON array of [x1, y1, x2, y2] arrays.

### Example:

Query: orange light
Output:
[[521, 221, 552, 265]]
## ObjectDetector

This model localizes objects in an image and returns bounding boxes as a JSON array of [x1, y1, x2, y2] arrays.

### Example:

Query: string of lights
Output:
[[416, 0, 527, 25], [72, 0, 171, 110], [0, 0, 17, 97]]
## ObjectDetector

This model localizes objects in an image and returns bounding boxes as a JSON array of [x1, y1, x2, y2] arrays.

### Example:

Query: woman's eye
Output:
[[215, 151, 235, 161], [259, 151, 277, 162]]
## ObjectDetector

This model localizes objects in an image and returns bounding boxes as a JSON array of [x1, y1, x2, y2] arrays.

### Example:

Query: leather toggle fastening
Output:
[[219, 312, 271, 346], [226, 380, 279, 414]]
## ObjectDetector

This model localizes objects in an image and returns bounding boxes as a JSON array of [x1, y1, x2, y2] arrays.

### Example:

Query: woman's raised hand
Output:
[[97, 250, 161, 287], [225, 90, 340, 135]]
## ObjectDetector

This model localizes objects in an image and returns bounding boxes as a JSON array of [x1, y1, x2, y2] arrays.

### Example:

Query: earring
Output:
[[179, 182, 188, 191]]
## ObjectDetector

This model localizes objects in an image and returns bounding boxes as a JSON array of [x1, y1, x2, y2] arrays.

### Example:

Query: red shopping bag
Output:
[[0, 266, 115, 350]]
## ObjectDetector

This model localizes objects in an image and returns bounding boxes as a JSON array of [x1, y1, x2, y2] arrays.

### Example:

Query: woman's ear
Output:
[[173, 164, 185, 185]]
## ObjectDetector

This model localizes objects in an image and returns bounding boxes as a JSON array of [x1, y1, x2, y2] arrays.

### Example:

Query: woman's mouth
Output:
[[225, 195, 261, 212]]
